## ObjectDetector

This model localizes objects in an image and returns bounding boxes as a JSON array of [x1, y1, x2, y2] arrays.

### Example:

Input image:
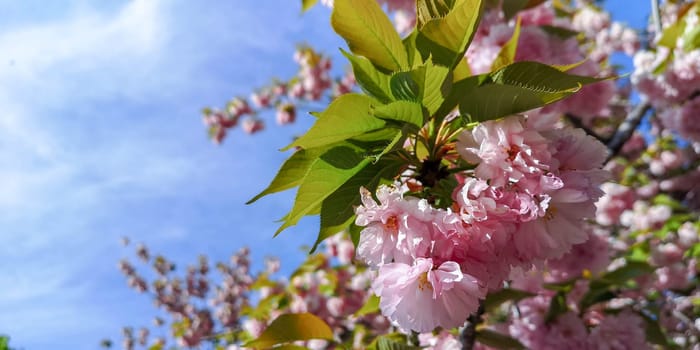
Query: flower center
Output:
[[384, 215, 399, 234], [506, 144, 521, 161], [544, 205, 557, 221], [417, 272, 433, 291]]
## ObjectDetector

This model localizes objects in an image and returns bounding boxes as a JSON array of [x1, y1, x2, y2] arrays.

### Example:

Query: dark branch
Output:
[[564, 114, 607, 144], [605, 102, 652, 163], [461, 303, 485, 350]]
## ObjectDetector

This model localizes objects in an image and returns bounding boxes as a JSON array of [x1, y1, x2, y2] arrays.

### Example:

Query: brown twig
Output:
[[461, 303, 485, 350], [564, 114, 608, 144], [605, 102, 652, 163]]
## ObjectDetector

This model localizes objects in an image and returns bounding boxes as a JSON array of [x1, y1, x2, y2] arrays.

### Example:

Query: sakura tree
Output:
[[113, 0, 700, 349]]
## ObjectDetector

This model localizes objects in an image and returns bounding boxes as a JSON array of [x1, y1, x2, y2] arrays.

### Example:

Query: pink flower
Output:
[[275, 103, 296, 125], [432, 210, 514, 290], [587, 310, 651, 350], [545, 125, 609, 172], [509, 297, 588, 350], [355, 186, 433, 267], [458, 116, 552, 189], [596, 183, 636, 226], [547, 229, 610, 280], [419, 330, 461, 350], [241, 118, 264, 134], [373, 258, 485, 333]]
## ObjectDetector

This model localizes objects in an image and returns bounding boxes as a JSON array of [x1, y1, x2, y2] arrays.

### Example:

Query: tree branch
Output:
[[605, 102, 652, 163], [461, 303, 485, 350], [564, 114, 607, 144]]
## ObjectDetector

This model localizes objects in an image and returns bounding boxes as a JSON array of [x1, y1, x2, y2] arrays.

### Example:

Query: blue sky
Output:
[[0, 1, 646, 349]]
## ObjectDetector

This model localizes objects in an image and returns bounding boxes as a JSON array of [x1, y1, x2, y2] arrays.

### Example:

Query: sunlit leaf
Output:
[[373, 100, 425, 129], [416, 0, 456, 27], [285, 94, 385, 150], [247, 147, 327, 204], [342, 49, 393, 102], [244, 313, 333, 349], [312, 157, 403, 252], [276, 144, 371, 235], [491, 16, 521, 71], [483, 288, 535, 312], [475, 329, 526, 350], [544, 291, 568, 324], [459, 61, 608, 121], [416, 0, 484, 68], [355, 295, 380, 316], [301, 0, 318, 12], [331, 0, 408, 71]]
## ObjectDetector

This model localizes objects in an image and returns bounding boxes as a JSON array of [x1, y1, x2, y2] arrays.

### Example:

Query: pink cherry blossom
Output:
[[457, 116, 552, 189], [354, 186, 433, 267], [373, 258, 485, 333]]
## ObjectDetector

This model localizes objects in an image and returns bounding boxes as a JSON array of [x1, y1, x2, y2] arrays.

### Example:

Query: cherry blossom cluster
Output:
[[202, 46, 353, 143], [112, 235, 393, 350], [322, 0, 415, 33], [466, 2, 637, 124], [354, 115, 611, 332], [632, 3, 700, 144], [114, 242, 258, 349]]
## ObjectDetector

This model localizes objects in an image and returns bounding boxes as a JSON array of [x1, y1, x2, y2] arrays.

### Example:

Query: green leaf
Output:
[[489, 61, 602, 99], [285, 94, 385, 150], [491, 16, 521, 71], [578, 261, 654, 310], [544, 292, 568, 324], [502, 0, 547, 19], [683, 24, 700, 51], [342, 49, 393, 102], [460, 83, 545, 122], [244, 313, 333, 349], [459, 61, 607, 121], [416, 0, 484, 68], [331, 0, 408, 71], [433, 74, 479, 120], [652, 193, 684, 211], [502, 0, 528, 20], [578, 283, 616, 310], [301, 0, 318, 12], [271, 345, 311, 350], [402, 30, 422, 68], [420, 62, 453, 115], [147, 343, 163, 350], [475, 329, 526, 350], [390, 72, 421, 102], [247, 147, 327, 204], [276, 144, 371, 235], [349, 222, 363, 247], [542, 278, 577, 293], [658, 19, 686, 48], [371, 336, 420, 350], [540, 25, 580, 40], [312, 158, 403, 252], [638, 311, 676, 348], [390, 59, 452, 115], [454, 58, 472, 80], [483, 288, 535, 312], [373, 100, 426, 129], [355, 294, 380, 316], [599, 261, 654, 284], [416, 0, 456, 27], [685, 242, 700, 259], [291, 254, 327, 279]]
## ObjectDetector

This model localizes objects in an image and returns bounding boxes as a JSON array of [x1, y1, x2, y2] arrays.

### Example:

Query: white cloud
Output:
[[0, 0, 165, 82], [0, 2, 191, 342]]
